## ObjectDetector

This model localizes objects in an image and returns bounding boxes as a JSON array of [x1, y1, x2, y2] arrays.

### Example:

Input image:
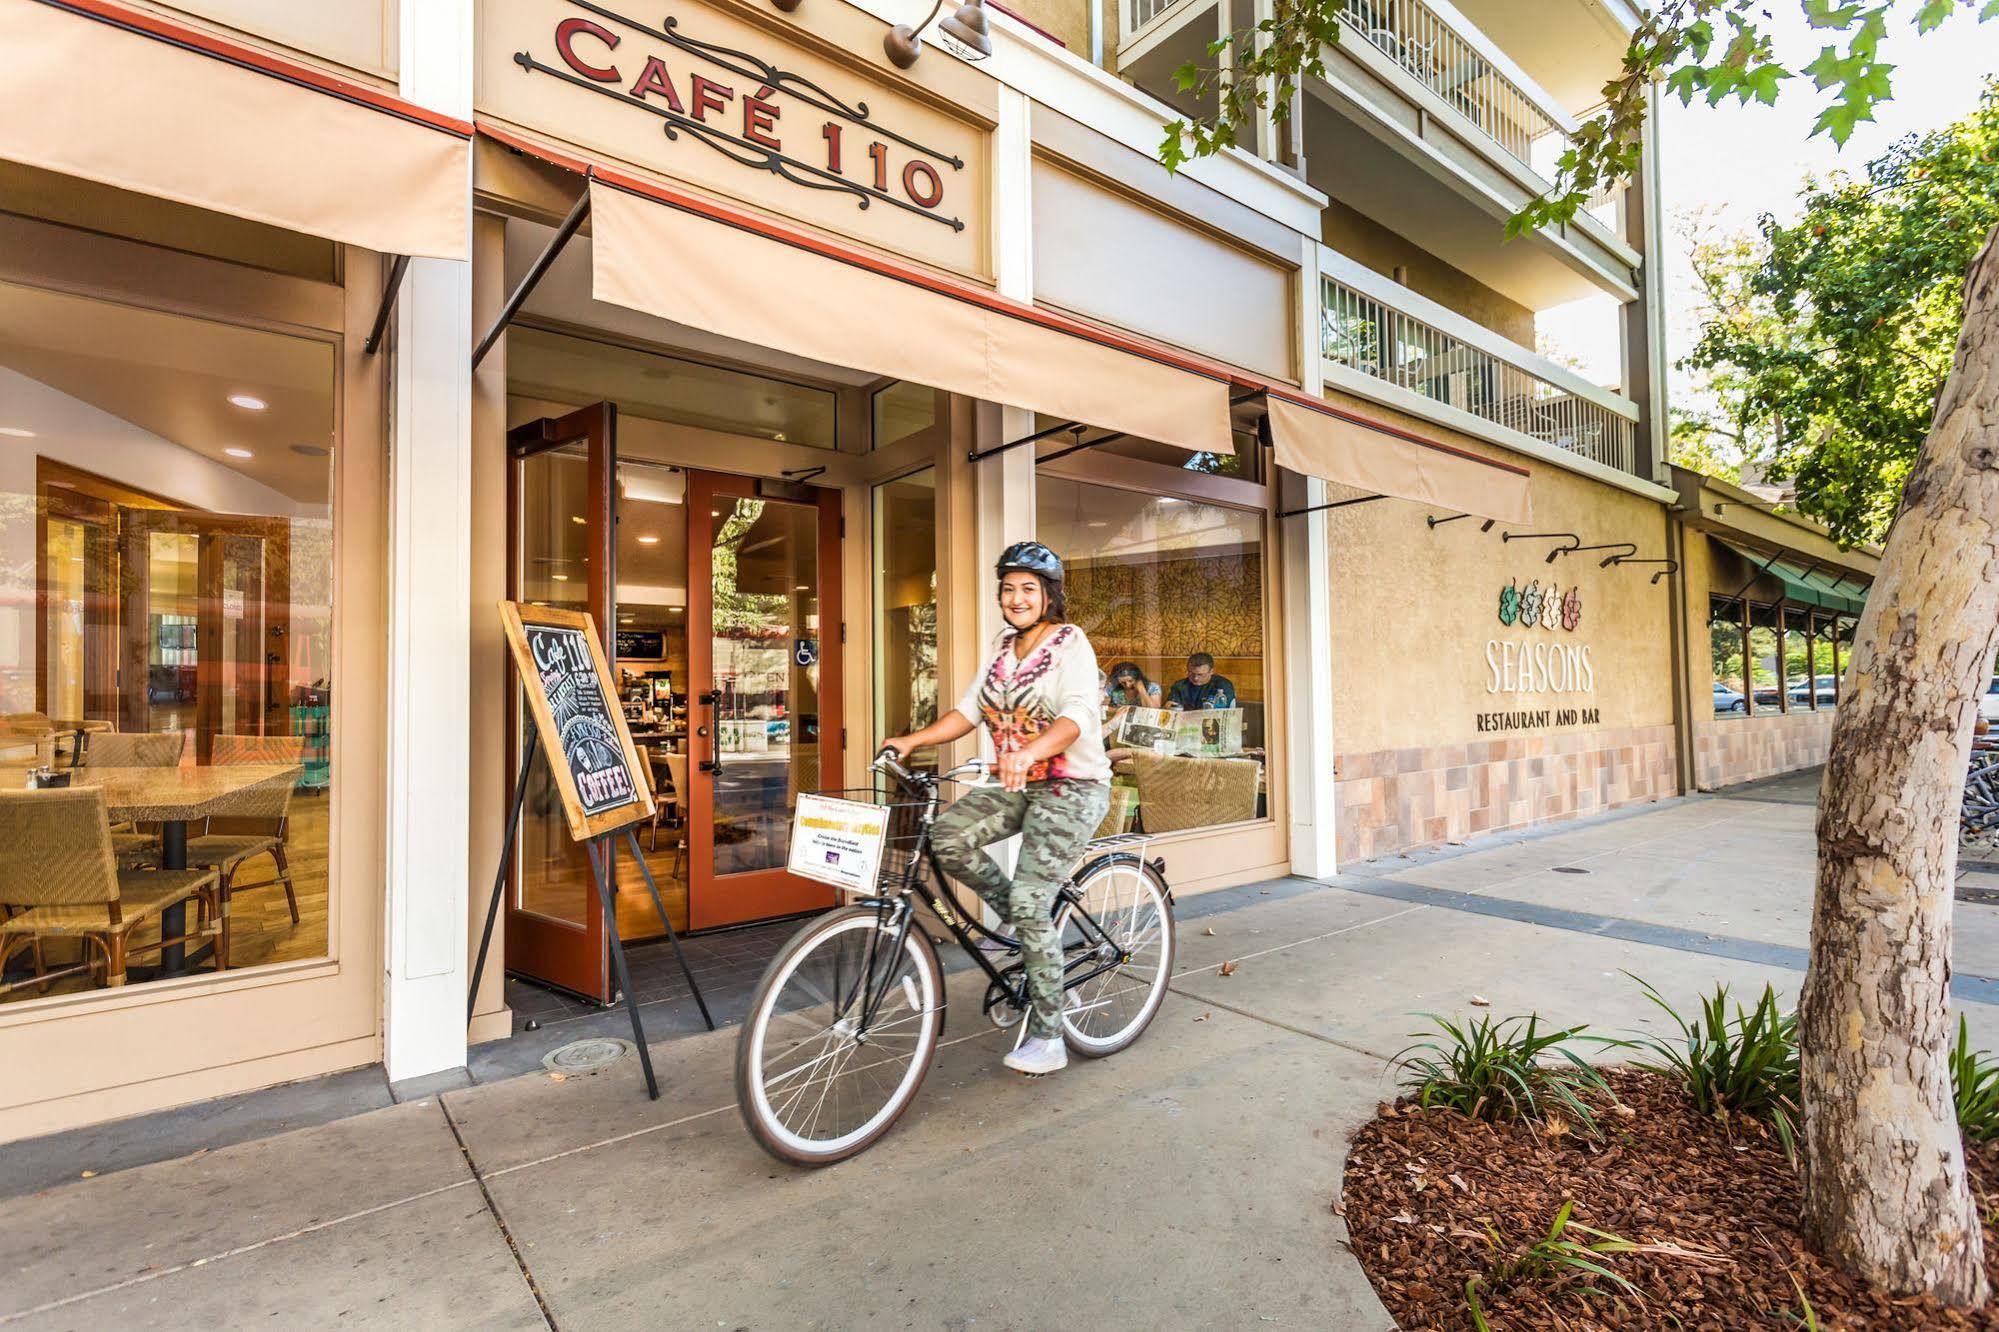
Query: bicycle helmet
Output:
[[995, 540, 1064, 583]]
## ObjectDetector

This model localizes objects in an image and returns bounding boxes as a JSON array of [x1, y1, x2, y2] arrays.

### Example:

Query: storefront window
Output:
[[0, 280, 335, 1001], [873, 469, 937, 767], [1783, 608, 1816, 709], [1037, 475, 1268, 834], [871, 382, 937, 451], [1710, 597, 1747, 717], [1748, 603, 1782, 714]]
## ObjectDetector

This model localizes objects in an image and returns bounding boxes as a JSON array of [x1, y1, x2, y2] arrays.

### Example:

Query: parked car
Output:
[[1982, 677, 1999, 724], [1789, 675, 1839, 708], [1713, 682, 1747, 714]]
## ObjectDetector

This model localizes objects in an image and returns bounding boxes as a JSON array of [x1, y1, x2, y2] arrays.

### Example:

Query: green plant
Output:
[[1394, 1012, 1619, 1136], [1629, 976, 1800, 1159], [1950, 1014, 1999, 1142], [1464, 1200, 1643, 1326], [1790, 1275, 1820, 1331]]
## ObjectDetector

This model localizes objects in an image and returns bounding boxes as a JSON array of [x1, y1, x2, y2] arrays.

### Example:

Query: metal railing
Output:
[[1321, 273, 1636, 473], [1335, 0, 1564, 172]]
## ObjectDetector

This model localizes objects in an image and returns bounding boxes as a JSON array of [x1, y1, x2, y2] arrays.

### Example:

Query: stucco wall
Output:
[[1320, 198, 1537, 346], [1328, 405, 1680, 858]]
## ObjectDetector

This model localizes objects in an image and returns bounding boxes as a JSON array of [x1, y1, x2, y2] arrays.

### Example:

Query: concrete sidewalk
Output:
[[9, 777, 1999, 1330]]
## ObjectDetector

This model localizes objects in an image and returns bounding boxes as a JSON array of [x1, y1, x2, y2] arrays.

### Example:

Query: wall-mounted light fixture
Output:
[[885, 0, 993, 68], [1500, 530, 1582, 563]]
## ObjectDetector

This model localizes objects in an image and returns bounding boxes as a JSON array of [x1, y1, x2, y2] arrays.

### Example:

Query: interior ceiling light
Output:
[[228, 394, 268, 411], [550, 574, 570, 582], [885, 0, 992, 67], [637, 535, 661, 545], [224, 447, 254, 459], [0, 426, 36, 438]]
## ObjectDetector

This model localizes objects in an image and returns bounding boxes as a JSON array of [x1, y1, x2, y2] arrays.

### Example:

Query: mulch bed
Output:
[[1342, 1069, 1999, 1329]]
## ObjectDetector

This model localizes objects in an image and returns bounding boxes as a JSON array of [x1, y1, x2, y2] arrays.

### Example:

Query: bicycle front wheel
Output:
[[1056, 855, 1175, 1058], [736, 906, 945, 1167]]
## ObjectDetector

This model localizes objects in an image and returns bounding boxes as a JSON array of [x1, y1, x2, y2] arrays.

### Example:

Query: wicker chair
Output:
[[83, 730, 186, 768], [183, 737, 305, 946], [635, 746, 670, 853], [662, 749, 689, 879], [1116, 751, 1261, 834], [0, 787, 220, 993], [80, 731, 185, 866]]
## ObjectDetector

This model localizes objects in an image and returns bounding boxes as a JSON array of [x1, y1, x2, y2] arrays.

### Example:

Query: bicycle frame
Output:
[[847, 761, 1137, 1034]]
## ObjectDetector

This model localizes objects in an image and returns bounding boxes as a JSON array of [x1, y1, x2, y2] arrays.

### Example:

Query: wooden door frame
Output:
[[501, 401, 618, 1005], [685, 470, 843, 931]]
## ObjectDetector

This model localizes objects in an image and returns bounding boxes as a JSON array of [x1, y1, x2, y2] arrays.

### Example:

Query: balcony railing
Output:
[[1321, 263, 1637, 474], [1335, 0, 1565, 173]]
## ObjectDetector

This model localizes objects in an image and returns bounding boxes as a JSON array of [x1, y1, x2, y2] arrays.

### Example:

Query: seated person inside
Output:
[[1167, 652, 1236, 711], [1104, 661, 1163, 715]]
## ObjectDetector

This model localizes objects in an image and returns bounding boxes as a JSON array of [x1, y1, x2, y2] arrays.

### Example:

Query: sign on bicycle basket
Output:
[[789, 794, 891, 894]]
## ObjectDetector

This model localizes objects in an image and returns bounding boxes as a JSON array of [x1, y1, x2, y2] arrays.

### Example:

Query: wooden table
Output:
[[72, 764, 302, 976]]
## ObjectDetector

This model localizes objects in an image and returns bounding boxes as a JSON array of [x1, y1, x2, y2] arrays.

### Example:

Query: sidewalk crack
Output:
[[442, 1099, 560, 1331]]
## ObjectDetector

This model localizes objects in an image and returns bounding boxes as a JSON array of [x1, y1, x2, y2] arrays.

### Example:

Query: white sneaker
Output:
[[1003, 1036, 1068, 1076]]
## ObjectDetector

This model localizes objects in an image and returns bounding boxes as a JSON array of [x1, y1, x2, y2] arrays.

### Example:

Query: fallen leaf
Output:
[[1468, 994, 1490, 1007], [1379, 1101, 1399, 1118], [1389, 1212, 1418, 1225], [79, 1170, 96, 1179], [1219, 960, 1239, 977], [1203, 926, 1217, 936], [1448, 1173, 1469, 1192], [1544, 1115, 1570, 1139], [1609, 1103, 1637, 1120], [1331, 1199, 1347, 1216], [1193, 1012, 1211, 1022]]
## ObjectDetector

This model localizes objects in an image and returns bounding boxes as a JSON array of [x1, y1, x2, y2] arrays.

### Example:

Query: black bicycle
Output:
[[735, 749, 1176, 1166]]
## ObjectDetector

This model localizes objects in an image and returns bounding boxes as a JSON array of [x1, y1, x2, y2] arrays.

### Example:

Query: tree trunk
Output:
[[1799, 225, 1999, 1306]]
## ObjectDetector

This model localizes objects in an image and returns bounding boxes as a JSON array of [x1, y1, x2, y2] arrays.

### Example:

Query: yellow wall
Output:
[[1328, 411, 1676, 757], [1320, 198, 1536, 346], [997, 0, 1092, 54]]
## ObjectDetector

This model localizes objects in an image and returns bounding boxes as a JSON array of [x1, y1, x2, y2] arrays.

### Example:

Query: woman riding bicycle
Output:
[[884, 540, 1111, 1076]]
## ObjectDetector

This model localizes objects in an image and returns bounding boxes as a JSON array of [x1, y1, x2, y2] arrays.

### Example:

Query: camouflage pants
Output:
[[930, 779, 1111, 1039]]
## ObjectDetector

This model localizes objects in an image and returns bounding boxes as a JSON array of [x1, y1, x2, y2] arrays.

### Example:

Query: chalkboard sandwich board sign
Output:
[[500, 601, 655, 842]]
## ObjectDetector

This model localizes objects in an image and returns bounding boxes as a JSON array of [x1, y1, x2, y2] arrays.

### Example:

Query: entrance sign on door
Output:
[[499, 601, 655, 841]]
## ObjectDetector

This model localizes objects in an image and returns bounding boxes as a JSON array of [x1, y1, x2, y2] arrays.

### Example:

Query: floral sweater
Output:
[[953, 623, 1111, 783]]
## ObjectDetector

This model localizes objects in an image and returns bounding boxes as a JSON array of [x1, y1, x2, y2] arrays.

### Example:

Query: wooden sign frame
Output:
[[499, 600, 655, 842]]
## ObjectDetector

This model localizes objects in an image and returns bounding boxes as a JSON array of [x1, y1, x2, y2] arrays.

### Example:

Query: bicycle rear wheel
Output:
[[736, 905, 945, 1167], [1056, 855, 1175, 1058]]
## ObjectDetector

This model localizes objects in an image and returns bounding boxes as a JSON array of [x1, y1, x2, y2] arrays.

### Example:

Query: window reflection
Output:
[[873, 469, 937, 770], [1037, 475, 1266, 834], [0, 281, 334, 1001]]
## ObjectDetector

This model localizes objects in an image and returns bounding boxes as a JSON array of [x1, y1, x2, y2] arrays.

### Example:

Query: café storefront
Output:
[[461, 0, 1316, 1008], [0, 0, 1651, 1137]]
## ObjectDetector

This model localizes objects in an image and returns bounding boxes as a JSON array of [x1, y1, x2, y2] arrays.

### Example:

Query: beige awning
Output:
[[2, 0, 471, 260], [1266, 394, 1532, 524], [586, 176, 1235, 457]]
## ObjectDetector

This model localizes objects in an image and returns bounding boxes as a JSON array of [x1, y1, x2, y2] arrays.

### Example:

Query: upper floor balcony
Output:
[[1319, 245, 1640, 477], [1121, 0, 1641, 311]]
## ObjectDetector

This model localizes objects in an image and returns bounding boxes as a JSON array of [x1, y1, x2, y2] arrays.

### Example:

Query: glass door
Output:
[[504, 403, 617, 1004], [686, 472, 842, 930]]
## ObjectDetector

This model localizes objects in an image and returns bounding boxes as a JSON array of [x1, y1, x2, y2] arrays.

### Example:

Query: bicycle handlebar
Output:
[[873, 746, 988, 790]]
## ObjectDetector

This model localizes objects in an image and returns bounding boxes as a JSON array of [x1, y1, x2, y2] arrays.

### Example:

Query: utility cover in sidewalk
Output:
[[543, 1038, 633, 1074]]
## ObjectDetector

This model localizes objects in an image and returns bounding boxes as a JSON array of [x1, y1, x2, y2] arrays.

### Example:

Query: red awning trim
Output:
[[35, 0, 473, 139], [478, 121, 1234, 388]]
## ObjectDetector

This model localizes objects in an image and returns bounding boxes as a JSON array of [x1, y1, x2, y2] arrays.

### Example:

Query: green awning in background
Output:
[[1718, 539, 1869, 616]]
